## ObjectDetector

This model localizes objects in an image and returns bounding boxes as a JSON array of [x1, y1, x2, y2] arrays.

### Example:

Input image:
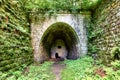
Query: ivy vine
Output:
[[87, 19, 103, 55]]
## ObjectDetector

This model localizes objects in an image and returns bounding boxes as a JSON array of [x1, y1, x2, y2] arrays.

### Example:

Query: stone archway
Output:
[[40, 22, 80, 61], [31, 14, 88, 63]]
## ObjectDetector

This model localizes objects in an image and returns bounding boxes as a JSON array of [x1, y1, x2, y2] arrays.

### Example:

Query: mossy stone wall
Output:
[[93, 0, 120, 62], [0, 1, 33, 72]]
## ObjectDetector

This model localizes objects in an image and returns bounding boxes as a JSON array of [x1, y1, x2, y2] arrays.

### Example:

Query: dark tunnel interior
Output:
[[41, 22, 79, 60]]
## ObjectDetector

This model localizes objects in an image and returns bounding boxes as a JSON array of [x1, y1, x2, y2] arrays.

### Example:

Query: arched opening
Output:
[[55, 53, 60, 58], [40, 22, 80, 60]]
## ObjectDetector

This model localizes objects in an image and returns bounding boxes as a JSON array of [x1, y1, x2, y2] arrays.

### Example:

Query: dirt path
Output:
[[51, 62, 66, 80]]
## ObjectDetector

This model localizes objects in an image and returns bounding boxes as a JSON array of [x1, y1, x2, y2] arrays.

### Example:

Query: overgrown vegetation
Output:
[[1, 0, 101, 22], [111, 47, 120, 60], [87, 19, 103, 55], [0, 0, 120, 79], [0, 0, 33, 72], [61, 56, 120, 80], [24, 0, 101, 12], [0, 0, 102, 73], [90, 0, 120, 64], [0, 62, 54, 80], [0, 56, 119, 80]]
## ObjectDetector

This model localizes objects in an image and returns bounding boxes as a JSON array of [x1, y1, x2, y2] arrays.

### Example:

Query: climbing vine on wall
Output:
[[87, 19, 103, 55], [0, 0, 33, 72]]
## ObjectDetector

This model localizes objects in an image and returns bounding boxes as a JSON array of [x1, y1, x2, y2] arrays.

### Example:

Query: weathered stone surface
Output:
[[94, 0, 120, 61], [31, 14, 90, 63]]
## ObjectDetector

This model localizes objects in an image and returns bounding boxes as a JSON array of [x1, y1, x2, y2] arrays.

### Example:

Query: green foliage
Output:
[[61, 56, 120, 80], [24, 0, 100, 11], [102, 61, 120, 80], [13, 0, 101, 22], [0, 0, 33, 73], [87, 20, 102, 54], [0, 57, 120, 80], [111, 47, 120, 60], [111, 60, 120, 69], [61, 56, 94, 80], [88, 44, 99, 54], [0, 62, 54, 80]]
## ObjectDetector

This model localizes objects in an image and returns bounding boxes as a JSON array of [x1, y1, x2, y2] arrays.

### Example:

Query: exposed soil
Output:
[[95, 67, 106, 77], [51, 61, 66, 80]]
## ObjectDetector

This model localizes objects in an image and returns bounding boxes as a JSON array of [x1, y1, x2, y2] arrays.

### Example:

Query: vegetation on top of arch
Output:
[[2, 0, 101, 13], [1, 0, 102, 22], [25, 0, 101, 11]]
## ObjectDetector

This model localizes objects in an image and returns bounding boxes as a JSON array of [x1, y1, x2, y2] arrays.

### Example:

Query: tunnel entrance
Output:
[[40, 22, 80, 61]]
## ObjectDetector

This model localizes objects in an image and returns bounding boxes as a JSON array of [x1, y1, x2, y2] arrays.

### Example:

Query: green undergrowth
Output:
[[0, 62, 54, 80], [0, 56, 120, 80], [61, 56, 120, 80]]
